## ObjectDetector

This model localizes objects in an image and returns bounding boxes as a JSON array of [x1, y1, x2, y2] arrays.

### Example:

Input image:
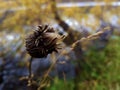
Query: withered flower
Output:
[[25, 24, 65, 58]]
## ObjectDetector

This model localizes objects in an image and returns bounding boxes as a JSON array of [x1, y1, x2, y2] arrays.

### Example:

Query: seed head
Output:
[[25, 24, 65, 58]]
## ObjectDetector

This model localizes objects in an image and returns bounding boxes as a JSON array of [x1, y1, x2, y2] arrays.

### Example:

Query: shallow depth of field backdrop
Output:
[[0, 0, 120, 90]]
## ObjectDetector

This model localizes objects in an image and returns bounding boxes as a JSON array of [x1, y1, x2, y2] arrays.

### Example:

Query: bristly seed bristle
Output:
[[25, 24, 65, 58]]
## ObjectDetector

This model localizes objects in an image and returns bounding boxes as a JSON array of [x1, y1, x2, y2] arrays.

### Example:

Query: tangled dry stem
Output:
[[27, 28, 106, 89]]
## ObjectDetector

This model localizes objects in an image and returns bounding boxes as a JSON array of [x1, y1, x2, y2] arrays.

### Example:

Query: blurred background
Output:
[[0, 0, 120, 90]]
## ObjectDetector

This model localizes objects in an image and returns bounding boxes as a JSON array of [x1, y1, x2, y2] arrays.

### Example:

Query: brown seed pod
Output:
[[25, 24, 65, 58]]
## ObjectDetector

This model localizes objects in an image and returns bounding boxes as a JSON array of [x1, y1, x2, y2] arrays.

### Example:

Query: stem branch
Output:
[[28, 57, 33, 86]]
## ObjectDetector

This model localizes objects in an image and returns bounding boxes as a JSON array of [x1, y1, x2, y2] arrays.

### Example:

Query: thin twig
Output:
[[28, 57, 33, 86], [38, 31, 104, 89]]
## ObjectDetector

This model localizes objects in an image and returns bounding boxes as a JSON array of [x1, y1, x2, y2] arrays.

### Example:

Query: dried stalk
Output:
[[28, 57, 33, 86]]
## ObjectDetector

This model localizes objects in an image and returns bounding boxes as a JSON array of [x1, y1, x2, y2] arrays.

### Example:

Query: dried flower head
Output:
[[25, 24, 65, 58]]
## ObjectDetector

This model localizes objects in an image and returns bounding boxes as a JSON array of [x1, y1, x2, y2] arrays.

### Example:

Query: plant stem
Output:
[[28, 57, 33, 86]]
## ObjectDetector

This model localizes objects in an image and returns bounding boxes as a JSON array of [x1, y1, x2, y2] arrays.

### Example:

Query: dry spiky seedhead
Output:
[[25, 24, 65, 58]]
